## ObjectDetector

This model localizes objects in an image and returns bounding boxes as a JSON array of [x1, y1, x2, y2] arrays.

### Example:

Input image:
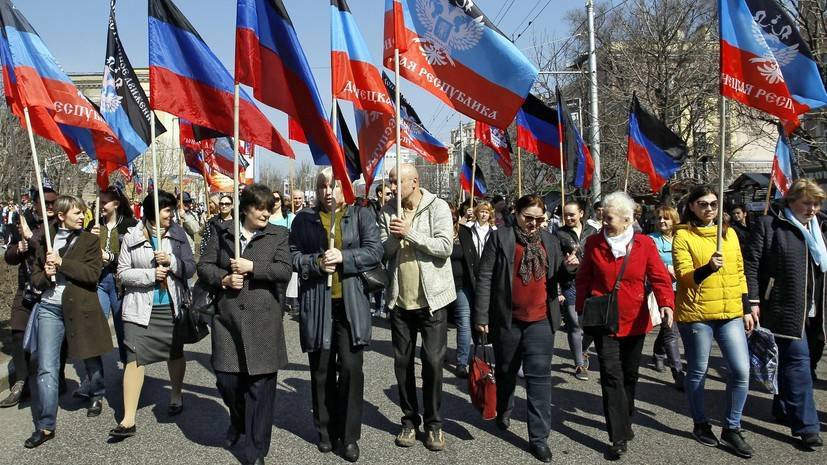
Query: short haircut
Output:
[[33, 187, 57, 201], [142, 190, 177, 223], [602, 191, 636, 221], [783, 179, 826, 206], [514, 194, 545, 214], [593, 200, 603, 209], [53, 195, 86, 216], [730, 203, 747, 213], [239, 183, 276, 219]]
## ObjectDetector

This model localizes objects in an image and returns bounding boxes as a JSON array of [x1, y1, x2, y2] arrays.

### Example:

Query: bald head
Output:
[[388, 163, 420, 204]]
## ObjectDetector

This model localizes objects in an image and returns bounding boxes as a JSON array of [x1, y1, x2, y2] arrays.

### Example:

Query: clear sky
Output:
[[15, 0, 583, 175]]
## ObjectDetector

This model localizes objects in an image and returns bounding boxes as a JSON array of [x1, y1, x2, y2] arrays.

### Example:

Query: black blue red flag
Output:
[[557, 87, 594, 190], [626, 94, 687, 193], [475, 120, 512, 176], [236, 0, 353, 202], [771, 124, 796, 196], [516, 94, 562, 168], [333, 103, 362, 182], [382, 0, 537, 129], [0, 0, 124, 166], [148, 0, 292, 159], [720, 0, 827, 132], [460, 150, 486, 197]]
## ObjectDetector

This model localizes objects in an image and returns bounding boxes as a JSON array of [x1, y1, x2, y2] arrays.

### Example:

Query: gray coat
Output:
[[197, 222, 292, 375], [290, 205, 383, 352]]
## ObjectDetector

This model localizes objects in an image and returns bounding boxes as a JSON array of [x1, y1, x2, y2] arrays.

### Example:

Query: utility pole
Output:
[[586, 0, 602, 199]]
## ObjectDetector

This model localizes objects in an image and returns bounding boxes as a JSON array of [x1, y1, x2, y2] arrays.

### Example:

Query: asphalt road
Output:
[[0, 314, 824, 465]]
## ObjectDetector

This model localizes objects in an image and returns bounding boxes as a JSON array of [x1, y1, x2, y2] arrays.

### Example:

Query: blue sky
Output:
[[15, 0, 583, 175]]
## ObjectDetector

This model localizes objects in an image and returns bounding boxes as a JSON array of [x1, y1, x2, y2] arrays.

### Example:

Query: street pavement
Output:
[[0, 314, 824, 465]]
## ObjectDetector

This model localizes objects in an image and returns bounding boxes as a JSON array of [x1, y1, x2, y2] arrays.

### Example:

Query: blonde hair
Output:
[[602, 191, 636, 221], [783, 179, 826, 206], [53, 195, 87, 216], [653, 205, 679, 235], [473, 201, 495, 226]]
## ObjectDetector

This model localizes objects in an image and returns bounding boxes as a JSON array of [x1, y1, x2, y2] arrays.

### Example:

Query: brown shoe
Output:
[[425, 428, 445, 451], [395, 426, 417, 447]]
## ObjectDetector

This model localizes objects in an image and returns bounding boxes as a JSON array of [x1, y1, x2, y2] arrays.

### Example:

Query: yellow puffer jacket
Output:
[[672, 224, 747, 323]]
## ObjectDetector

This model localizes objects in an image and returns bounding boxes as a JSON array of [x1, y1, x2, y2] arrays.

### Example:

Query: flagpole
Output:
[[557, 112, 566, 208], [763, 161, 775, 216], [470, 134, 478, 211], [175, 117, 184, 212], [517, 147, 523, 198], [623, 158, 631, 193], [289, 155, 296, 214], [23, 107, 54, 276], [716, 97, 727, 252], [95, 191, 101, 228], [458, 120, 465, 203], [394, 47, 402, 215], [327, 101, 339, 289], [150, 112, 162, 244], [233, 83, 241, 261]]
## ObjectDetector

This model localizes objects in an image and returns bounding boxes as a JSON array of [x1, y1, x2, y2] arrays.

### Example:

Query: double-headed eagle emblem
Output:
[[748, 11, 799, 85], [414, 0, 484, 66]]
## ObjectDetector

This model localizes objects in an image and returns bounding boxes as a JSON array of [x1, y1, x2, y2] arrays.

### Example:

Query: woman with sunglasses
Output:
[[475, 194, 574, 463], [673, 185, 755, 458], [268, 190, 294, 229], [199, 194, 233, 257]]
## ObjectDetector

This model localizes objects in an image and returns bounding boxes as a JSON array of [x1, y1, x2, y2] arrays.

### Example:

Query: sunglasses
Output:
[[384, 192, 393, 197], [273, 197, 281, 202], [520, 214, 545, 224], [219, 202, 232, 206], [695, 201, 719, 210]]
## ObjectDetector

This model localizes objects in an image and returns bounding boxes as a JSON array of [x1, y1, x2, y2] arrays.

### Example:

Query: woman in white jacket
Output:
[[109, 191, 196, 439]]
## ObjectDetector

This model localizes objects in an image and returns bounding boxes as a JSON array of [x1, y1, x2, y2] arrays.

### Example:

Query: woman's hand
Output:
[[44, 263, 57, 278], [155, 265, 168, 282], [222, 273, 244, 290], [660, 307, 674, 328], [90, 224, 100, 236], [323, 248, 343, 266], [18, 239, 28, 253], [744, 313, 759, 332], [230, 258, 254, 275], [707, 251, 724, 271], [46, 251, 62, 267], [476, 324, 489, 334], [564, 252, 580, 272], [750, 304, 761, 321], [154, 251, 171, 266]]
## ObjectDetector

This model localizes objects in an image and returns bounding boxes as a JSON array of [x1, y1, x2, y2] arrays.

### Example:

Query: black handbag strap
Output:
[[610, 238, 634, 295]]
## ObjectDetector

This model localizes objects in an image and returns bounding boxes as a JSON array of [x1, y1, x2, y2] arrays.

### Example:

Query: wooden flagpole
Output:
[[716, 97, 727, 251], [327, 101, 339, 288], [763, 161, 776, 216], [557, 111, 567, 209], [149, 112, 162, 243], [517, 147, 523, 198], [23, 107, 54, 268], [289, 156, 296, 214], [623, 158, 631, 193], [175, 117, 184, 212], [394, 47, 402, 215], [470, 134, 478, 211], [458, 120, 465, 203], [232, 84, 241, 260]]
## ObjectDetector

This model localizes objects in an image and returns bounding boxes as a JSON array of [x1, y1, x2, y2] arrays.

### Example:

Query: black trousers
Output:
[[494, 318, 554, 448], [307, 301, 365, 444], [10, 330, 31, 385], [215, 371, 278, 464], [594, 333, 646, 443], [390, 306, 447, 431]]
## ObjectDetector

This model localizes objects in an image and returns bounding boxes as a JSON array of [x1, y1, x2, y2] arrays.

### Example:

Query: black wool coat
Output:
[[197, 222, 292, 375], [744, 209, 827, 340], [475, 227, 569, 338]]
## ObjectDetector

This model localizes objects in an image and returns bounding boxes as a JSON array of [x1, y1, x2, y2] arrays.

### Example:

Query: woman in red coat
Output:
[[575, 192, 674, 459]]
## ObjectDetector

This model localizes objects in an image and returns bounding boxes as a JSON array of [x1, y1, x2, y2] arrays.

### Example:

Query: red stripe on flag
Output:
[[517, 126, 561, 168], [331, 51, 395, 114], [288, 117, 307, 143], [150, 65, 293, 158], [627, 135, 667, 192]]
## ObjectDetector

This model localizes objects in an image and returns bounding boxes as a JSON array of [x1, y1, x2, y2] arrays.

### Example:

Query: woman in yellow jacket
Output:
[[673, 186, 757, 459]]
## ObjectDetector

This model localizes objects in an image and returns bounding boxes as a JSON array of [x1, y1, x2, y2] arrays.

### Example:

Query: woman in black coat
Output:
[[197, 184, 292, 465], [475, 194, 573, 463], [744, 179, 825, 450], [289, 168, 383, 462]]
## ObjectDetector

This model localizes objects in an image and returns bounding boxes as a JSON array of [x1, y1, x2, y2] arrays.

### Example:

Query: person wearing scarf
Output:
[[475, 194, 575, 463], [744, 179, 826, 451], [576, 192, 673, 459]]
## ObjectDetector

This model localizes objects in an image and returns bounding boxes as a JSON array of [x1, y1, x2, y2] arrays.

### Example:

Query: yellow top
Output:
[[319, 208, 345, 299], [396, 206, 428, 310]]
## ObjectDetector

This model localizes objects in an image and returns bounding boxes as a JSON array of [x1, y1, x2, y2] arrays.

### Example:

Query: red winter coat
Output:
[[575, 232, 674, 337]]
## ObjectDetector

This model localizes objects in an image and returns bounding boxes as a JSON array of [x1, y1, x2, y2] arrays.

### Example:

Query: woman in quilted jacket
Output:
[[673, 185, 756, 459]]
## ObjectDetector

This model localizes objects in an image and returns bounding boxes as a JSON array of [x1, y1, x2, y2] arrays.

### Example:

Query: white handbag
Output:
[[647, 292, 662, 326]]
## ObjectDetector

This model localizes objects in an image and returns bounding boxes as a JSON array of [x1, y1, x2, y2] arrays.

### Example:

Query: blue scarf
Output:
[[784, 208, 827, 272]]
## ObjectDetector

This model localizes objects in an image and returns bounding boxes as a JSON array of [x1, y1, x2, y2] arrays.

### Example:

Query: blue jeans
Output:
[[678, 318, 750, 429], [31, 303, 104, 431], [453, 287, 473, 367], [774, 333, 820, 436], [98, 269, 125, 363]]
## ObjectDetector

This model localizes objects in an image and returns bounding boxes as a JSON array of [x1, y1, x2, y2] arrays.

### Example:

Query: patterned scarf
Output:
[[515, 226, 546, 284]]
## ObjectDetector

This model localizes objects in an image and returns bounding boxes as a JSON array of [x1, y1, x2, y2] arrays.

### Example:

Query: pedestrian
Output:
[[730, 204, 750, 249], [673, 185, 756, 458], [555, 199, 598, 380], [0, 188, 59, 408], [197, 183, 291, 465], [292, 189, 306, 211], [90, 186, 138, 365], [743, 179, 825, 450], [575, 192, 674, 459], [178, 191, 199, 249], [200, 193, 233, 257], [379, 163, 455, 451], [475, 194, 575, 463], [290, 169, 382, 462], [268, 189, 294, 229], [110, 190, 195, 439], [449, 204, 478, 378], [587, 201, 604, 231], [26, 195, 111, 448], [649, 205, 685, 390]]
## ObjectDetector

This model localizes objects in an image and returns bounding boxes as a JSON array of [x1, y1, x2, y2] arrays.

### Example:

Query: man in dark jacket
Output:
[[290, 168, 383, 462], [555, 199, 598, 380]]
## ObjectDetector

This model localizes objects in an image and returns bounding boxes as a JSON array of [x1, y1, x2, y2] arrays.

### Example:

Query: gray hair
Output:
[[602, 191, 636, 221]]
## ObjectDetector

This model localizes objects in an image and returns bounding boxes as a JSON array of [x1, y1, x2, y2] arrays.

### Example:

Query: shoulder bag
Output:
[[581, 241, 632, 334]]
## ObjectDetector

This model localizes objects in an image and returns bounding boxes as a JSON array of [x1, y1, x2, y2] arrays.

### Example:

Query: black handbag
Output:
[[190, 279, 216, 316], [581, 241, 633, 334], [360, 265, 389, 293], [179, 304, 210, 344]]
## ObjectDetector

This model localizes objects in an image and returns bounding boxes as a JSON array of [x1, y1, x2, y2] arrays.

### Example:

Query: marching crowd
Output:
[[0, 164, 824, 464]]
